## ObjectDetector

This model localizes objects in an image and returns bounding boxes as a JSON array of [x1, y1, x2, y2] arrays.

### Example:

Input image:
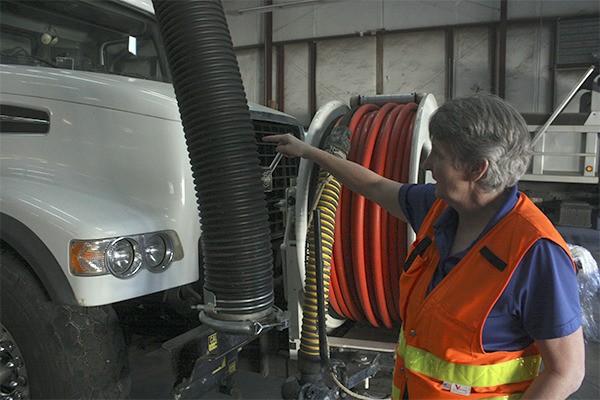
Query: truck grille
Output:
[[254, 121, 301, 241]]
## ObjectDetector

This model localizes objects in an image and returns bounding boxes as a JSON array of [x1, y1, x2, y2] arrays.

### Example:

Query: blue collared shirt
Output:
[[398, 183, 582, 351]]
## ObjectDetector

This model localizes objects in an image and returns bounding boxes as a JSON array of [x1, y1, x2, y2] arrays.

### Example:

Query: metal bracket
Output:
[[261, 152, 284, 192], [196, 306, 289, 336], [252, 307, 290, 335]]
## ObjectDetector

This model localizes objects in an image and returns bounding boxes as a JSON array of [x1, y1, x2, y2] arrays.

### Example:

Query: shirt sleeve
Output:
[[398, 183, 437, 233], [510, 239, 582, 340]]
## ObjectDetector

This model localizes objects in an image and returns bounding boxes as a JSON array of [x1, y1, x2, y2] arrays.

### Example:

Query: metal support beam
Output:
[[550, 20, 558, 110], [276, 44, 285, 111], [376, 32, 384, 95], [263, 0, 273, 106], [445, 28, 454, 101], [498, 0, 507, 98], [309, 41, 317, 118], [489, 25, 497, 95]]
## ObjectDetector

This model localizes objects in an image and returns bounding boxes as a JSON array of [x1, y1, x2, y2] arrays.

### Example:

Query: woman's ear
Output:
[[470, 159, 489, 182]]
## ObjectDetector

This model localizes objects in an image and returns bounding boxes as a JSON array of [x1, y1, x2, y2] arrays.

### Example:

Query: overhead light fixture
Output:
[[236, 0, 321, 14]]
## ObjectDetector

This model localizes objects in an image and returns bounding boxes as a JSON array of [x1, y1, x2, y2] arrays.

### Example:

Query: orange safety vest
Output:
[[392, 193, 575, 399]]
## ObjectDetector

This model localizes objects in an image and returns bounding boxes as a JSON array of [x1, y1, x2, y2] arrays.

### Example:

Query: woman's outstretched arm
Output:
[[263, 133, 407, 221]]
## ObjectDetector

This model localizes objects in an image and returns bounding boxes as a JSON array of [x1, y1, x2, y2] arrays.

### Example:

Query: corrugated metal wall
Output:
[[228, 0, 599, 126]]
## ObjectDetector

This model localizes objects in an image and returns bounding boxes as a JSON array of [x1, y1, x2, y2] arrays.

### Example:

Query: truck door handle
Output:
[[0, 104, 50, 134]]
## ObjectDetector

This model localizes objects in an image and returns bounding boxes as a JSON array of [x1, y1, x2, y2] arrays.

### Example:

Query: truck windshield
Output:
[[0, 0, 171, 82]]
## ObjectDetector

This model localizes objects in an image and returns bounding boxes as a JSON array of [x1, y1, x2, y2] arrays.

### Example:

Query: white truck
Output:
[[0, 0, 302, 398]]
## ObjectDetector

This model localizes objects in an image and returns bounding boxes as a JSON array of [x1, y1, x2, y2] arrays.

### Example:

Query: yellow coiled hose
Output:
[[299, 170, 342, 359]]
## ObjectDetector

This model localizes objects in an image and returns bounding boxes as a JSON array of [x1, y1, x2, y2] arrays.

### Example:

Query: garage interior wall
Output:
[[225, 0, 599, 128]]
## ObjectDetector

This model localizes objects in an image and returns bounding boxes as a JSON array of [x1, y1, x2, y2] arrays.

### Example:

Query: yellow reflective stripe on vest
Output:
[[487, 394, 523, 400], [397, 329, 541, 388], [391, 383, 401, 400], [391, 381, 523, 400]]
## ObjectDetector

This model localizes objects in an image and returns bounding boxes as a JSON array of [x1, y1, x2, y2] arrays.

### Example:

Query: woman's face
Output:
[[422, 139, 471, 206]]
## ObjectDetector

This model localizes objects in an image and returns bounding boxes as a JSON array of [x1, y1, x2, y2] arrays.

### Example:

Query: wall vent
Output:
[[556, 18, 599, 68]]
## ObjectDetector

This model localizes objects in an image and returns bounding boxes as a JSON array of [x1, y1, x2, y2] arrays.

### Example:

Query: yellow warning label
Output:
[[208, 332, 218, 352], [228, 360, 237, 374], [212, 358, 226, 375]]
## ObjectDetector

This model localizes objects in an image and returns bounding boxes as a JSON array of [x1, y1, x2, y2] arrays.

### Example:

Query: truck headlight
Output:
[[106, 238, 141, 278], [70, 230, 183, 278], [144, 233, 173, 271]]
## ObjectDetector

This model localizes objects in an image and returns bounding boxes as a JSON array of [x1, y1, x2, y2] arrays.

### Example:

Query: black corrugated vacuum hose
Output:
[[152, 0, 274, 327]]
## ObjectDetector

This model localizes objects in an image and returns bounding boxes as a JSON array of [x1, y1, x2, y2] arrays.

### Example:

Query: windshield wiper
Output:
[[1, 48, 57, 68]]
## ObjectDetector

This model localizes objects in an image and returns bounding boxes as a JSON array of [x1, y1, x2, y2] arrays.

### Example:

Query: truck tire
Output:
[[0, 247, 130, 399]]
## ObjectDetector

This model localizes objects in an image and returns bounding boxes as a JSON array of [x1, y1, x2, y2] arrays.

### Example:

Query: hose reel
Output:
[[307, 94, 437, 328], [285, 94, 436, 399], [301, 93, 436, 330]]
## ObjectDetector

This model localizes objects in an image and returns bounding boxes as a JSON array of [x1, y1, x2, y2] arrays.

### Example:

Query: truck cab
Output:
[[0, 0, 302, 398]]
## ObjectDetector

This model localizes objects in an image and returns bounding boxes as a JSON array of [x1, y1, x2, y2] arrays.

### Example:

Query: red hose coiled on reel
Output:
[[329, 102, 417, 328]]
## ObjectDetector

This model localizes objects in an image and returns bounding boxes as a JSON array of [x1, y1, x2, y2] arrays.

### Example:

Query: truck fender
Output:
[[0, 213, 77, 305]]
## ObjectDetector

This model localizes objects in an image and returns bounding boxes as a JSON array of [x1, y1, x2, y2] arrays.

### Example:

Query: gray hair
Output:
[[429, 93, 533, 192]]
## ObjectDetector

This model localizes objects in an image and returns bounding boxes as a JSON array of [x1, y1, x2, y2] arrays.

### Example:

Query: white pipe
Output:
[[531, 65, 597, 146]]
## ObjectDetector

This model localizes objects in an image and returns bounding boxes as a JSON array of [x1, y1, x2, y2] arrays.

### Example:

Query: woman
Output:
[[263, 94, 584, 399]]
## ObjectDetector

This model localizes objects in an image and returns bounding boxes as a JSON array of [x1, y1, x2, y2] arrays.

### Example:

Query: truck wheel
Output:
[[0, 247, 130, 399]]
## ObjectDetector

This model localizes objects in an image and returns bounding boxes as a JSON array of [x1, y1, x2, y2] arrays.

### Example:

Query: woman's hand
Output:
[[262, 133, 311, 159], [263, 132, 407, 221]]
